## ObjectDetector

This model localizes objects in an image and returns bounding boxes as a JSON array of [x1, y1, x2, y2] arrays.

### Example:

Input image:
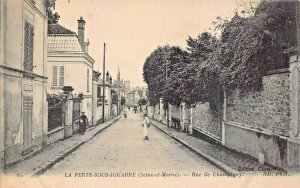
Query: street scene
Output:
[[1, 0, 300, 187], [45, 113, 221, 176]]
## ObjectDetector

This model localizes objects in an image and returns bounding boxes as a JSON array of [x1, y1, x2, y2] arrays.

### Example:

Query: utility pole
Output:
[[165, 55, 169, 126], [102, 43, 106, 123]]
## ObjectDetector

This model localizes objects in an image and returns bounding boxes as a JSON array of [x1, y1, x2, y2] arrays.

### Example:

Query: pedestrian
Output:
[[142, 113, 150, 140], [79, 112, 88, 134]]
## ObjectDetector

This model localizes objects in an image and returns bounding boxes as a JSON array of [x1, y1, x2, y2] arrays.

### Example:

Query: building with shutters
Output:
[[47, 17, 95, 127], [0, 0, 55, 167]]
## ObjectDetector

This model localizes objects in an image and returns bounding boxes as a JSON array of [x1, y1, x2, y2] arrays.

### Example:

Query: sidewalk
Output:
[[149, 118, 283, 175], [4, 116, 121, 176]]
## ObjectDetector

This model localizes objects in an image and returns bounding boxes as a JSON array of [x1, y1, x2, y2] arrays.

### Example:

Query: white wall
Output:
[[1, 0, 48, 164]]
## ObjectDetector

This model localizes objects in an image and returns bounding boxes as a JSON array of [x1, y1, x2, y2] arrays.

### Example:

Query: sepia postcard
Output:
[[0, 0, 300, 187]]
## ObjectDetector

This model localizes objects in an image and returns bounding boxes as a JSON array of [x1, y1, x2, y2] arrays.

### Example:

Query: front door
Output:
[[23, 96, 33, 151]]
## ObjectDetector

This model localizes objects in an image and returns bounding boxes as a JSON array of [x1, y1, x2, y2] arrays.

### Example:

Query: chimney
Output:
[[109, 76, 112, 85], [77, 16, 86, 51], [106, 71, 110, 83]]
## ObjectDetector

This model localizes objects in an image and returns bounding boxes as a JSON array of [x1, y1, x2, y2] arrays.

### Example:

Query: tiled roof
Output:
[[48, 35, 83, 52], [47, 23, 84, 52], [48, 24, 76, 35]]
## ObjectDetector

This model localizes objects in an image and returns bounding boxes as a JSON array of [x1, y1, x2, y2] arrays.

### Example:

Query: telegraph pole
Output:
[[102, 43, 106, 123], [165, 55, 169, 126]]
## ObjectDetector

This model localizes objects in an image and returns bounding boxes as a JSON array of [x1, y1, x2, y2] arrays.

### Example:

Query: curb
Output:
[[149, 119, 239, 175], [33, 116, 121, 176]]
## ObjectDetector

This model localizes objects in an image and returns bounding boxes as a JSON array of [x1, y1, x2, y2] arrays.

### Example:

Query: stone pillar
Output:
[[222, 89, 227, 145], [189, 107, 193, 135], [62, 86, 74, 138], [168, 105, 172, 127], [159, 98, 163, 122], [181, 102, 186, 131], [289, 55, 300, 138], [166, 103, 169, 126]]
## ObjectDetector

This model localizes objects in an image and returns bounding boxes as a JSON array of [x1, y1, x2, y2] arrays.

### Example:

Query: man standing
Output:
[[79, 112, 88, 134], [142, 113, 150, 140]]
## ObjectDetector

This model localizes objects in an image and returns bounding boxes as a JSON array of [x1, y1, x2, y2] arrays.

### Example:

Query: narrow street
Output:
[[45, 112, 221, 176]]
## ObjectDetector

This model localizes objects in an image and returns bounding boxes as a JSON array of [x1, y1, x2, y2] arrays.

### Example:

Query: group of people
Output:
[[79, 110, 151, 141], [123, 108, 151, 140]]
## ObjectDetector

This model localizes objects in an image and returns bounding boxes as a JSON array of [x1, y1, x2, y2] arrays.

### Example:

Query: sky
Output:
[[55, 0, 256, 87]]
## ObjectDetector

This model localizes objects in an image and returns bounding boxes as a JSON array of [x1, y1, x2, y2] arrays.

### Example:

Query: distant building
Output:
[[47, 17, 95, 126], [95, 73, 113, 123], [124, 81, 130, 94], [126, 88, 146, 107], [112, 66, 126, 112]]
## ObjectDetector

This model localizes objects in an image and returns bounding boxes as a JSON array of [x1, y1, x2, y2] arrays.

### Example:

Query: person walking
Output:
[[79, 112, 88, 134], [142, 113, 150, 140]]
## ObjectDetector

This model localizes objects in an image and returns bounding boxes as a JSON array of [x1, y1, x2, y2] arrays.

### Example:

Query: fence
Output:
[[73, 99, 81, 122], [48, 103, 64, 131]]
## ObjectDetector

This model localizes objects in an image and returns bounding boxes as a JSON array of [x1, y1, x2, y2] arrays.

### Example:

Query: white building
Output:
[[47, 17, 95, 126], [0, 0, 55, 167]]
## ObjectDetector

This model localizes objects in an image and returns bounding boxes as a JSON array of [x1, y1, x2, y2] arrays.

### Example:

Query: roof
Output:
[[97, 78, 111, 86], [48, 35, 83, 52], [47, 24, 84, 52], [48, 24, 76, 35]]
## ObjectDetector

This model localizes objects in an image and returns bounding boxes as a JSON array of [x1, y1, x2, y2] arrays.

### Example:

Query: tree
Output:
[[143, 45, 191, 107], [138, 98, 147, 106], [47, 8, 60, 24], [218, 0, 298, 92], [185, 32, 222, 107]]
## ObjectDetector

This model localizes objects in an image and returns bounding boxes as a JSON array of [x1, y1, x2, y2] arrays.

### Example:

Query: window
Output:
[[24, 21, 34, 72], [59, 66, 64, 86], [52, 66, 64, 87], [97, 86, 101, 98], [87, 69, 90, 92]]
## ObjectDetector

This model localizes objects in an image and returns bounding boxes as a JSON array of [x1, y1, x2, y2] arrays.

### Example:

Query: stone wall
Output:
[[226, 71, 290, 136], [192, 102, 223, 140]]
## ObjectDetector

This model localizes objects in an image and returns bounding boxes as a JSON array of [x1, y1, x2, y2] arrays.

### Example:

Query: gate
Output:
[[48, 103, 64, 131], [73, 99, 81, 122]]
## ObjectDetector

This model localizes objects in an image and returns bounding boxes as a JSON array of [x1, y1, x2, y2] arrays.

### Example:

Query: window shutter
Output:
[[97, 86, 100, 98], [59, 66, 64, 86], [28, 25, 34, 72], [87, 69, 89, 92], [52, 66, 58, 86], [24, 21, 34, 72], [24, 22, 30, 71]]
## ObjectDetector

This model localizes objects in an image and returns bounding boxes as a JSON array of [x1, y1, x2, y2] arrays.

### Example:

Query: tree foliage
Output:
[[47, 93, 68, 109], [143, 45, 190, 106], [138, 98, 148, 106], [47, 8, 60, 24], [143, 0, 298, 107], [218, 0, 297, 92], [185, 32, 221, 107]]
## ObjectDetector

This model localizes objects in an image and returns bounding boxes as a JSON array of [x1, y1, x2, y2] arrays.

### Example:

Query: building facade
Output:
[[0, 0, 55, 167], [95, 76, 112, 123], [47, 17, 95, 126]]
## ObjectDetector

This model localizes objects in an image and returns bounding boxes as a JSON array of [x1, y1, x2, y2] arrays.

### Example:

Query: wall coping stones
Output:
[[224, 121, 290, 140], [265, 68, 289, 76]]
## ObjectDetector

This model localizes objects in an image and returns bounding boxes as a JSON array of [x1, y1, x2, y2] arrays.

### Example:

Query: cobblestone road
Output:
[[45, 112, 221, 176]]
